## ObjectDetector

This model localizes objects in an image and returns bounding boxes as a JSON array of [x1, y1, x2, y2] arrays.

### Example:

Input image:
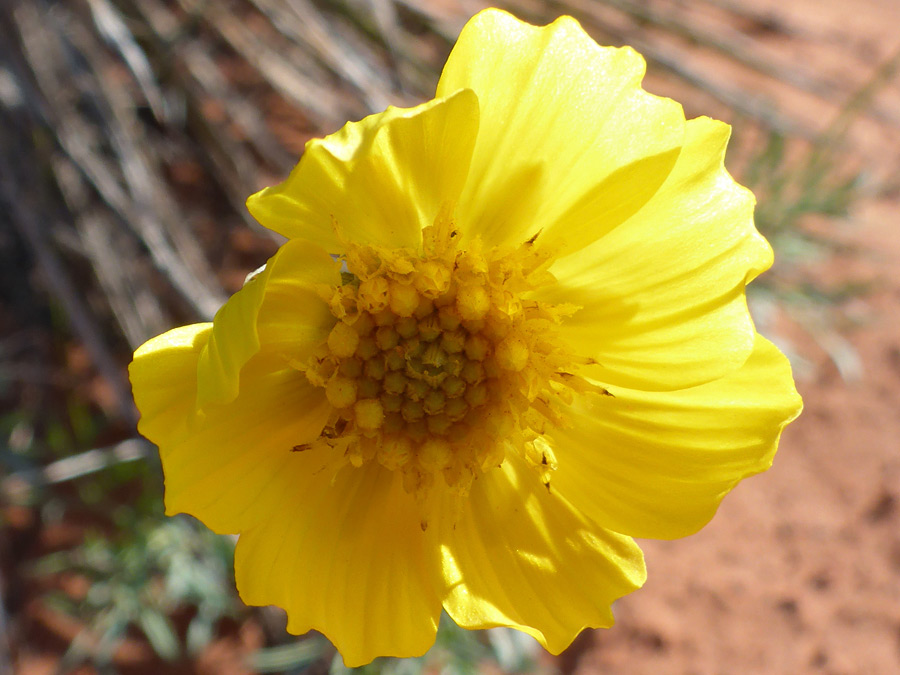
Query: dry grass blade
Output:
[[529, 0, 816, 139], [367, 0, 409, 92], [175, 0, 356, 126], [597, 0, 840, 101], [248, 0, 394, 111], [612, 0, 900, 132], [13, 2, 226, 321], [330, 0, 453, 94], [86, 0, 169, 122], [52, 155, 170, 348], [60, 8, 226, 316], [391, 0, 464, 40], [125, 0, 293, 225], [0, 171, 137, 424]]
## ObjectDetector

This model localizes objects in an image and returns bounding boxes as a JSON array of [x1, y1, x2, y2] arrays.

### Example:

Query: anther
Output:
[[375, 326, 399, 351], [414, 296, 434, 319], [446, 353, 466, 377], [465, 383, 488, 408], [395, 316, 418, 339], [444, 397, 468, 421], [406, 378, 430, 401], [401, 399, 425, 422], [356, 335, 379, 360], [377, 435, 412, 470], [353, 312, 375, 336], [423, 390, 446, 415], [426, 413, 452, 435], [327, 321, 359, 358], [457, 284, 490, 321], [495, 335, 530, 372], [364, 357, 385, 381], [385, 350, 405, 371], [358, 377, 381, 399], [440, 330, 466, 354], [383, 412, 405, 434], [402, 337, 424, 359], [358, 277, 390, 313], [380, 392, 403, 412], [438, 305, 461, 331], [441, 375, 466, 398], [338, 358, 363, 379], [464, 334, 490, 361], [418, 316, 441, 342], [373, 309, 395, 327], [325, 376, 358, 409], [422, 343, 447, 371], [415, 261, 451, 298], [382, 371, 407, 396], [389, 281, 420, 317], [405, 420, 428, 442], [460, 361, 484, 384], [354, 398, 384, 431], [418, 438, 452, 471], [329, 286, 357, 320]]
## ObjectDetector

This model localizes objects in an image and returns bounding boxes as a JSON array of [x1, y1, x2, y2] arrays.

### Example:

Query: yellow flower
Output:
[[129, 8, 801, 667]]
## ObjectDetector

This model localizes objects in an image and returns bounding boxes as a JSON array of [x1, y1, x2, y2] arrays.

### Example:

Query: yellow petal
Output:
[[246, 88, 480, 252], [235, 464, 443, 667], [550, 335, 802, 540], [131, 324, 333, 533], [130, 323, 212, 444], [162, 359, 331, 534], [540, 116, 771, 390], [197, 239, 339, 407], [439, 456, 645, 653], [437, 9, 684, 252]]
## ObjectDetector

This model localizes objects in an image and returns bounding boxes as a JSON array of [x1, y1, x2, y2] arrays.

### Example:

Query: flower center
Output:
[[300, 216, 605, 499]]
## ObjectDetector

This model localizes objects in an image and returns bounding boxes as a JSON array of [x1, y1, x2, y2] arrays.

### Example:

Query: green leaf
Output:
[[250, 637, 330, 673], [138, 608, 181, 661]]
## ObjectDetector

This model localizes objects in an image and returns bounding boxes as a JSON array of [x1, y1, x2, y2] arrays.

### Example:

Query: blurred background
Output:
[[1, 0, 899, 673]]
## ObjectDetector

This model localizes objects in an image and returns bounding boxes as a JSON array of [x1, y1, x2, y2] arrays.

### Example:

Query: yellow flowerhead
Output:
[[130, 8, 802, 667]]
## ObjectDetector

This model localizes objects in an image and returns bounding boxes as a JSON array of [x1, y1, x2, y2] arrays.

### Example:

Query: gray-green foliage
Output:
[[248, 614, 544, 675], [735, 126, 861, 266], [35, 515, 237, 672]]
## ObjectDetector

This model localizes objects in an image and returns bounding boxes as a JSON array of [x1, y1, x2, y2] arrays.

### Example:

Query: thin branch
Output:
[[85, 0, 168, 122], [1, 438, 154, 501]]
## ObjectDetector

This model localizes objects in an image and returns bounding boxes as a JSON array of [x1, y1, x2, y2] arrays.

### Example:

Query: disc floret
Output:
[[301, 217, 603, 498]]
